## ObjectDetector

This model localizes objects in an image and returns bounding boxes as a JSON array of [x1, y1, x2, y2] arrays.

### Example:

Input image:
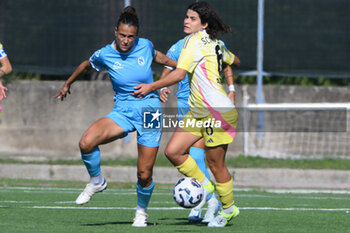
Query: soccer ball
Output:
[[173, 177, 204, 208]]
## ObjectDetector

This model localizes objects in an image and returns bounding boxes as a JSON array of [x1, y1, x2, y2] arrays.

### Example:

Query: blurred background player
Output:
[[54, 6, 176, 227], [159, 39, 236, 222], [0, 42, 13, 114], [133, 1, 240, 227]]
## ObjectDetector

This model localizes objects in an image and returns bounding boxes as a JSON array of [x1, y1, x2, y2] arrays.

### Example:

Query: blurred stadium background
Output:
[[1, 0, 349, 77], [0, 0, 349, 160]]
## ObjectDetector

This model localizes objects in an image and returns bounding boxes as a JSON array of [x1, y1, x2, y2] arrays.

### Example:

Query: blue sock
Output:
[[189, 147, 211, 179], [136, 181, 155, 208], [189, 146, 214, 200], [81, 147, 101, 177]]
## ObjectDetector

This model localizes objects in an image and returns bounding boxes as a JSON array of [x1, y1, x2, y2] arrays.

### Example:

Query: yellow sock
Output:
[[175, 155, 205, 182], [216, 178, 234, 209]]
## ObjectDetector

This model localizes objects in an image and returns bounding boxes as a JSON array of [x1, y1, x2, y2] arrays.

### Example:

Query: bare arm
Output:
[[232, 55, 240, 67], [54, 60, 92, 100], [153, 68, 187, 90], [152, 50, 177, 101], [224, 55, 240, 105], [133, 68, 187, 98], [154, 50, 177, 68], [0, 56, 13, 79], [158, 67, 172, 102], [223, 64, 235, 105]]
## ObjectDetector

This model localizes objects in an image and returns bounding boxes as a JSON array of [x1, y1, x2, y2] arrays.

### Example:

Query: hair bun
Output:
[[122, 6, 137, 16]]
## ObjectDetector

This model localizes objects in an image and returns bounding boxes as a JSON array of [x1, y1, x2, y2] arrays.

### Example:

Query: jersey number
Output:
[[206, 126, 214, 136], [215, 45, 223, 73]]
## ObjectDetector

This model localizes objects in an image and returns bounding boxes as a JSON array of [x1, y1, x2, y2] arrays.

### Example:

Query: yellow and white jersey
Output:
[[177, 30, 236, 118], [0, 43, 8, 59]]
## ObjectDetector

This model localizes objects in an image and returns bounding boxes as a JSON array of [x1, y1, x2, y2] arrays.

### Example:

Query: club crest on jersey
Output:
[[138, 56, 145, 66], [113, 61, 122, 70]]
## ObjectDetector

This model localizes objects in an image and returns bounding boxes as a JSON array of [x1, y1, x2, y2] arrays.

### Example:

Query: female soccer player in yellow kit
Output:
[[133, 1, 240, 227]]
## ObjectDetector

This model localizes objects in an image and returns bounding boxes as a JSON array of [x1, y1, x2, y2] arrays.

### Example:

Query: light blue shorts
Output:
[[105, 97, 162, 148], [177, 98, 190, 121]]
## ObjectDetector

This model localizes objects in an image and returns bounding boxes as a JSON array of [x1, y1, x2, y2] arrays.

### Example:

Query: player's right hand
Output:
[[54, 85, 71, 101], [159, 88, 171, 102]]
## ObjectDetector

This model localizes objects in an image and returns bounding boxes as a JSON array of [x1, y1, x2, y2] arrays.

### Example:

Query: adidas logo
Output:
[[207, 138, 214, 143]]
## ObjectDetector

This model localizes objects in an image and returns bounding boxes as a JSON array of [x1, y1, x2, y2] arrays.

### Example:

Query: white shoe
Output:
[[188, 208, 202, 222], [75, 179, 107, 205], [195, 180, 215, 210], [132, 210, 148, 227], [208, 205, 240, 227], [202, 198, 221, 223]]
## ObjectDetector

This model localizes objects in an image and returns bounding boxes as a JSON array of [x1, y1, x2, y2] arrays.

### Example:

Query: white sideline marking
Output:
[[241, 207, 350, 212], [19, 206, 350, 212], [261, 189, 350, 195], [3, 186, 350, 194], [1, 201, 35, 203], [242, 194, 350, 200], [237, 188, 350, 194], [2, 187, 82, 191], [3, 188, 350, 199]]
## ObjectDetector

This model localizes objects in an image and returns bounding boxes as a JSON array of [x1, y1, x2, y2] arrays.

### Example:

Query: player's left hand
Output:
[[132, 84, 153, 99]]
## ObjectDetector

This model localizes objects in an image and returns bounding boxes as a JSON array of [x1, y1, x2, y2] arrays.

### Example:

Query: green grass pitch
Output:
[[1, 179, 350, 233]]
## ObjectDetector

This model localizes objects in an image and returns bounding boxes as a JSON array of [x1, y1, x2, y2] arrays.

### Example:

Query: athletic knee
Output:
[[137, 169, 152, 186], [164, 145, 182, 161], [164, 149, 179, 166], [164, 148, 174, 160], [79, 137, 94, 154]]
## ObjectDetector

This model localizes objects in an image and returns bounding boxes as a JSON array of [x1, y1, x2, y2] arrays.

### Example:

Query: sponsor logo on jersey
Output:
[[113, 61, 122, 70], [207, 138, 214, 143]]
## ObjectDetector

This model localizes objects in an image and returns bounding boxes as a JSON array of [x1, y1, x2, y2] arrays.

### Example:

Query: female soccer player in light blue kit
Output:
[[159, 39, 236, 223], [54, 6, 176, 227]]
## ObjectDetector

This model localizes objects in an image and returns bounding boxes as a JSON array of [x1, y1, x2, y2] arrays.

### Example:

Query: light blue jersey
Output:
[[166, 39, 190, 101], [90, 38, 159, 101], [89, 38, 162, 147], [0, 43, 7, 59]]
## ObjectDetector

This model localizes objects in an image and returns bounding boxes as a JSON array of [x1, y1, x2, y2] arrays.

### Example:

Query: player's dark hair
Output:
[[117, 6, 139, 33], [188, 1, 231, 40]]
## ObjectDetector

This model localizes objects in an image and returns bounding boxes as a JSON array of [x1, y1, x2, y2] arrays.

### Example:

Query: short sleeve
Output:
[[0, 43, 7, 59], [220, 41, 235, 66], [177, 35, 199, 73], [89, 49, 104, 71], [165, 40, 181, 70], [146, 39, 156, 58], [166, 44, 178, 61]]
